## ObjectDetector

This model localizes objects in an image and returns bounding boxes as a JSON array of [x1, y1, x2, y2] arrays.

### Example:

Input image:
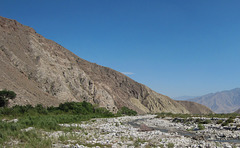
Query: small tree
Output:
[[0, 89, 16, 107]]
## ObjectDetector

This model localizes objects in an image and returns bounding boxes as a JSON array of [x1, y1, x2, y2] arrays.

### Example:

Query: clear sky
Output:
[[1, 0, 240, 98]]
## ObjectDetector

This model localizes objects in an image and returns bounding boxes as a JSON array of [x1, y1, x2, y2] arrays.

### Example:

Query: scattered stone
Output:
[[21, 127, 34, 132], [55, 115, 240, 147]]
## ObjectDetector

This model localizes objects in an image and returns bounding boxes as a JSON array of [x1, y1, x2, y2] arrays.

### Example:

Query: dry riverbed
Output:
[[39, 115, 240, 148]]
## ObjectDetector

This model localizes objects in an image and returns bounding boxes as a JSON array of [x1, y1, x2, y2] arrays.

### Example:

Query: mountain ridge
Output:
[[176, 101, 213, 114], [0, 16, 212, 114], [235, 108, 240, 114], [189, 88, 240, 113]]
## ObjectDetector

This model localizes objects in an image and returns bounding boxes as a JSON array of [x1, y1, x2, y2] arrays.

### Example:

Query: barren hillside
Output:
[[0, 16, 212, 114]]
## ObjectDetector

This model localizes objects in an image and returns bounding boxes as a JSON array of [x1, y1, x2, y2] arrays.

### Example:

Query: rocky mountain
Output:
[[176, 101, 213, 114], [189, 88, 240, 113], [235, 108, 240, 114], [0, 16, 212, 114]]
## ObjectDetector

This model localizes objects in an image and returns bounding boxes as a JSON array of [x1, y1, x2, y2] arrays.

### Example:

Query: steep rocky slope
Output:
[[0, 16, 208, 114], [176, 101, 213, 114], [235, 108, 240, 114], [190, 88, 240, 113]]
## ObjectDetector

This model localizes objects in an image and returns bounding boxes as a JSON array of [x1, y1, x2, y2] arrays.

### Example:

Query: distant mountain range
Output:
[[189, 88, 240, 113]]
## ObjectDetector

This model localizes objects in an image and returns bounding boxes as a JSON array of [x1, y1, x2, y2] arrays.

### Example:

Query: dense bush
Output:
[[0, 102, 117, 120], [117, 106, 137, 116], [221, 117, 235, 126], [198, 124, 205, 130], [221, 121, 228, 126], [195, 119, 211, 124], [226, 117, 234, 123], [0, 102, 113, 143], [167, 143, 174, 148], [216, 120, 223, 124], [0, 102, 137, 129], [94, 107, 114, 117], [203, 119, 211, 124], [58, 101, 93, 114]]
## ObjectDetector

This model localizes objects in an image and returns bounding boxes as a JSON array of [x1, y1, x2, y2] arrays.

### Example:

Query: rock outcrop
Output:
[[0, 16, 209, 114]]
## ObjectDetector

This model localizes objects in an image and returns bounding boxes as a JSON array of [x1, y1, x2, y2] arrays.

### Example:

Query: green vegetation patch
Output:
[[0, 100, 137, 147], [198, 124, 205, 130], [167, 143, 174, 148], [117, 106, 137, 116]]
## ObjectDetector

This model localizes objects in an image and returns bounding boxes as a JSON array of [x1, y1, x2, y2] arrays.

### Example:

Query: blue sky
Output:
[[1, 0, 240, 98]]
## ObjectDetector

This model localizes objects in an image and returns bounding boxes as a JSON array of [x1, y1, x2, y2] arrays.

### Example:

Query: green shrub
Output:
[[226, 117, 234, 123], [216, 120, 223, 124], [0, 101, 118, 147], [195, 118, 203, 123], [117, 106, 137, 116], [58, 101, 93, 114], [167, 143, 174, 148], [0, 101, 115, 119], [221, 117, 235, 126], [35, 104, 48, 114], [94, 107, 114, 117], [221, 121, 228, 126], [198, 124, 205, 130], [0, 89, 16, 107], [202, 119, 211, 124]]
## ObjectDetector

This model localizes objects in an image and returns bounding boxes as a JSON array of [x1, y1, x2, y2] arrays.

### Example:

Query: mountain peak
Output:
[[0, 16, 36, 34]]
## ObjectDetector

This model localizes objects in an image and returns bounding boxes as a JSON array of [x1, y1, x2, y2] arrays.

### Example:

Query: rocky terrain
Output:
[[0, 16, 212, 114], [235, 108, 240, 114], [11, 115, 238, 148], [189, 88, 240, 113], [3, 114, 240, 147]]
